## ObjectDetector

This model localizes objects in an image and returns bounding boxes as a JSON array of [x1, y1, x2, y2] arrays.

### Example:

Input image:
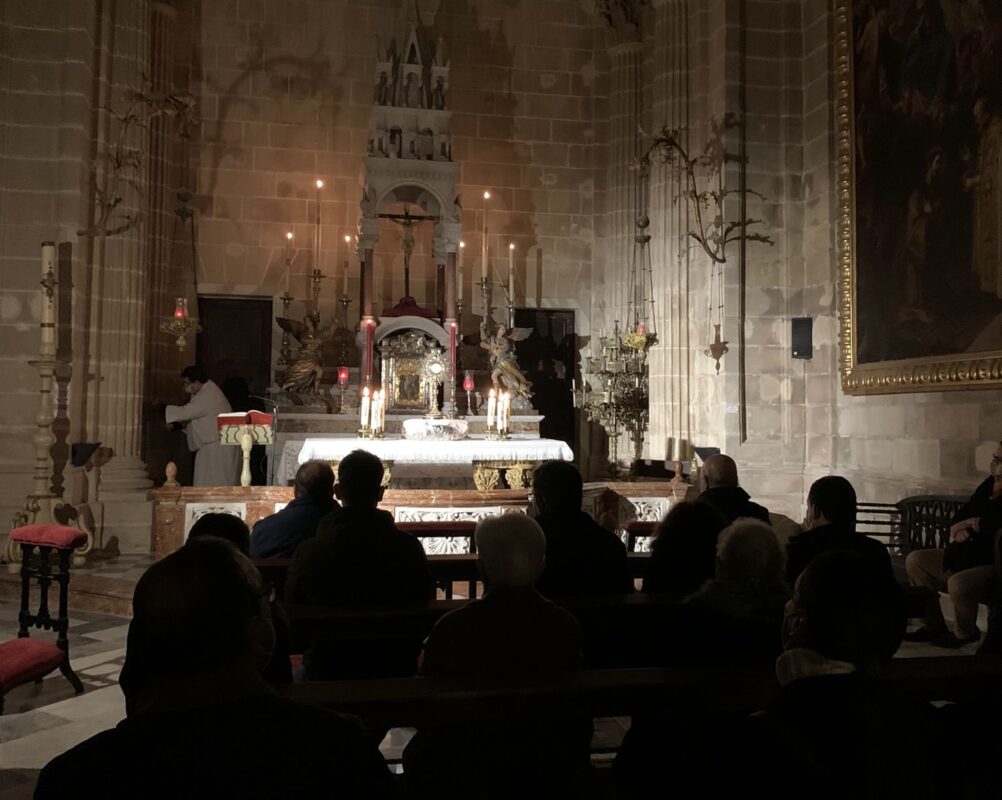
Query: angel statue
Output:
[[277, 315, 335, 395], [480, 323, 534, 409]]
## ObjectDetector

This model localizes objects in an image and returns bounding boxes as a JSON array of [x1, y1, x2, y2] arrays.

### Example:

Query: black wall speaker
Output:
[[792, 317, 813, 359]]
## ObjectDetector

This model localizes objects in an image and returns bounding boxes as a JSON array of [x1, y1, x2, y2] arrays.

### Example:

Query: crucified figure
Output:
[[378, 205, 436, 298]]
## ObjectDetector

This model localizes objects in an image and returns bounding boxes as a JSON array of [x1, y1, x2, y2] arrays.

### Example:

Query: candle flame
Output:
[[315, 179, 324, 189], [344, 234, 351, 243], [509, 242, 515, 250], [286, 231, 294, 240], [459, 241, 465, 248], [483, 190, 490, 200]]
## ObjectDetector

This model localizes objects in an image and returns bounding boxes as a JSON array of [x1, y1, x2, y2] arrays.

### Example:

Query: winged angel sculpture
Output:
[[277, 316, 336, 395], [480, 323, 534, 408]]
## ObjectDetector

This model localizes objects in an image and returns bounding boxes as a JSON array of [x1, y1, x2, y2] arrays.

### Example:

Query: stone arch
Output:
[[373, 315, 449, 348]]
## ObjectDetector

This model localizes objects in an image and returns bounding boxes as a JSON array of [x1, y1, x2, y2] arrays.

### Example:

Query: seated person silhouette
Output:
[[532, 460, 633, 598], [35, 537, 395, 799], [696, 454, 770, 523], [785, 475, 891, 586], [285, 449, 433, 679], [740, 551, 938, 799], [402, 513, 592, 799], [250, 460, 338, 558]]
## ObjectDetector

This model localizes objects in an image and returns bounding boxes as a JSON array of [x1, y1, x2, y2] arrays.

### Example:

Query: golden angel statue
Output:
[[277, 316, 335, 395], [480, 323, 533, 407]]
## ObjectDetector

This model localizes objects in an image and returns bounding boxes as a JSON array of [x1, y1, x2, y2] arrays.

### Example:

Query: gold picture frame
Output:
[[835, 0, 1002, 394]]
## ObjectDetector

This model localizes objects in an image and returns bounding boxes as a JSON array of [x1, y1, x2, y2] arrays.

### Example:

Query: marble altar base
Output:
[[147, 481, 682, 560]]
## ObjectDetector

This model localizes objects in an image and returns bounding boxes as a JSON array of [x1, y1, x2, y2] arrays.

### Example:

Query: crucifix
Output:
[[379, 205, 436, 298]]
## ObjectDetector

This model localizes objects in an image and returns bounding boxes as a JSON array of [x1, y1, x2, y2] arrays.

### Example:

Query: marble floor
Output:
[[0, 594, 985, 799]]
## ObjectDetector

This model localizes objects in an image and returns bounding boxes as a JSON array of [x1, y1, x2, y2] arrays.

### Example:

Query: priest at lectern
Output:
[[165, 366, 240, 487]]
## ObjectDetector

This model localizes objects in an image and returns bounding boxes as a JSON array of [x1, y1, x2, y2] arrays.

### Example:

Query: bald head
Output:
[[476, 513, 546, 590], [294, 460, 335, 500], [702, 454, 739, 489]]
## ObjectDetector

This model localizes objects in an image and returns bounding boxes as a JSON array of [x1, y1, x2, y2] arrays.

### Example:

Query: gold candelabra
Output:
[[576, 319, 656, 478]]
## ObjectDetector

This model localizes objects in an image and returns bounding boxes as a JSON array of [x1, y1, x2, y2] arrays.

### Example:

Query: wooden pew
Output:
[[284, 592, 682, 670], [254, 551, 653, 601], [279, 655, 1002, 734]]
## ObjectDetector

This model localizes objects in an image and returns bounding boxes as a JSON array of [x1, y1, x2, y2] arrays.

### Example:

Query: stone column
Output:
[[358, 220, 379, 385], [435, 219, 461, 414], [82, 0, 155, 552], [142, 0, 183, 488], [596, 1, 649, 471], [646, 0, 696, 463]]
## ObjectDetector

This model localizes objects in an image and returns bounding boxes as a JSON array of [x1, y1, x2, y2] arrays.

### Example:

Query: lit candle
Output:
[[486, 387, 496, 430], [173, 297, 186, 319], [508, 242, 515, 300], [284, 231, 293, 294], [458, 241, 464, 302], [360, 386, 371, 431], [338, 367, 350, 387], [481, 191, 490, 279], [343, 234, 351, 295]]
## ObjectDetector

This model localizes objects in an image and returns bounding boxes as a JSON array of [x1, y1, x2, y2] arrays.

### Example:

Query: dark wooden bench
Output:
[[283, 592, 683, 670], [279, 655, 1002, 734], [254, 551, 653, 601]]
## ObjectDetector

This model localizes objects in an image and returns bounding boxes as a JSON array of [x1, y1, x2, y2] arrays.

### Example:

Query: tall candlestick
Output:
[[343, 233, 351, 295], [360, 386, 371, 431], [370, 390, 380, 432], [314, 179, 324, 276], [481, 191, 490, 279], [40, 243, 56, 350], [458, 241, 464, 302], [508, 242, 515, 300], [487, 387, 496, 430], [284, 231, 293, 294]]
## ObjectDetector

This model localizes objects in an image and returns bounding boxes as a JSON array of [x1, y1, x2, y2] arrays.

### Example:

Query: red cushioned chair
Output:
[[0, 524, 86, 713]]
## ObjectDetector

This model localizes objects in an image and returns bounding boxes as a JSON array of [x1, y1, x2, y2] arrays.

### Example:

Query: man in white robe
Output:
[[165, 366, 240, 487]]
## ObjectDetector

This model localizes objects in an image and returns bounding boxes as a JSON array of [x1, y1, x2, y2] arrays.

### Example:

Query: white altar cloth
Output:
[[278, 435, 573, 484]]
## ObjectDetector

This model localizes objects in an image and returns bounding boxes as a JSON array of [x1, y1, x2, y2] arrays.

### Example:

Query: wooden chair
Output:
[[0, 524, 86, 714]]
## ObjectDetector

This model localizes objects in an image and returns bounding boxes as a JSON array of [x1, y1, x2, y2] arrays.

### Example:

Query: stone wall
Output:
[[190, 2, 603, 360], [0, 1, 99, 535], [0, 1, 154, 552], [3, 0, 999, 546]]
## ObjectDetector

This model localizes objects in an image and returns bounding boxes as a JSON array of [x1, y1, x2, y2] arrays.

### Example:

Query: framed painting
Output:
[[836, 0, 1002, 393]]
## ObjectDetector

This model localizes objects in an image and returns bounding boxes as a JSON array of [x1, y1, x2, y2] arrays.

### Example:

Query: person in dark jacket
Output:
[[641, 501, 729, 598], [249, 460, 338, 558], [696, 454, 771, 523], [403, 513, 591, 799], [786, 475, 891, 586], [736, 551, 938, 800], [36, 538, 395, 800], [532, 460, 633, 598], [905, 441, 1002, 647], [615, 518, 790, 798], [285, 449, 433, 678]]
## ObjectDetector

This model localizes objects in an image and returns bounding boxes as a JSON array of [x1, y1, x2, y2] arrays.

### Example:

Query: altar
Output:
[[278, 434, 574, 490]]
